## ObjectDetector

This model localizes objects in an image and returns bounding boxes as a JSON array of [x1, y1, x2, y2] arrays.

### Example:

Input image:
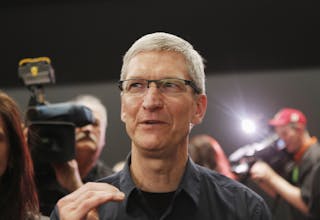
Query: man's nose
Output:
[[142, 83, 163, 110], [78, 124, 94, 132]]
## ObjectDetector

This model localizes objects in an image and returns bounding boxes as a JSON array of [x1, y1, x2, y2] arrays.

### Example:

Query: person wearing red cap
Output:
[[250, 108, 320, 220]]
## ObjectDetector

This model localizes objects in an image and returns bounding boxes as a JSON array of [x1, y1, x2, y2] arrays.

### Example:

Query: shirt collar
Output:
[[118, 155, 137, 210], [119, 154, 201, 210], [178, 157, 201, 206]]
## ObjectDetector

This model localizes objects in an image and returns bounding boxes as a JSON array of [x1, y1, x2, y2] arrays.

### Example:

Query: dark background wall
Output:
[[1, 1, 320, 166], [1, 0, 319, 88]]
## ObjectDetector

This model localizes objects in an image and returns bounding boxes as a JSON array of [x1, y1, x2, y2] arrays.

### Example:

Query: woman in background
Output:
[[189, 134, 236, 179], [0, 91, 40, 220]]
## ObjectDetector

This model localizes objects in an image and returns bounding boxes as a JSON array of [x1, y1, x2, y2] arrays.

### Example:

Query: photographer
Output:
[[38, 95, 113, 216], [250, 108, 320, 220], [18, 58, 113, 215]]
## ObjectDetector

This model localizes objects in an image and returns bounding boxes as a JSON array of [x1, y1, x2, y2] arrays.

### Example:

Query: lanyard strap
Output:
[[291, 165, 299, 183]]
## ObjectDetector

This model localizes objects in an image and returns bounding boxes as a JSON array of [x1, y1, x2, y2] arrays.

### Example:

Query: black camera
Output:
[[18, 57, 97, 216], [229, 133, 292, 181], [26, 103, 94, 163], [18, 57, 94, 163]]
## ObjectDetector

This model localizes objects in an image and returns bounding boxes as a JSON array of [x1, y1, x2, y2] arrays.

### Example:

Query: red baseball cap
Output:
[[269, 108, 307, 126]]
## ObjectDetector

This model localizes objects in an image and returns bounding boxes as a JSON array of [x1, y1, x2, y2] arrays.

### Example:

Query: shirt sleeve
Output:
[[49, 206, 60, 220], [254, 200, 272, 220], [300, 160, 320, 206]]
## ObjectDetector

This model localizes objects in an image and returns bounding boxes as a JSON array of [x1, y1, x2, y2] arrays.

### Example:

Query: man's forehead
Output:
[[77, 101, 106, 122], [125, 51, 189, 78], [275, 124, 294, 133], [128, 50, 186, 63]]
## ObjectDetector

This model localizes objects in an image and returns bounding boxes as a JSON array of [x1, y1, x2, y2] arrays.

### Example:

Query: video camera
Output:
[[18, 57, 95, 163], [229, 133, 292, 181]]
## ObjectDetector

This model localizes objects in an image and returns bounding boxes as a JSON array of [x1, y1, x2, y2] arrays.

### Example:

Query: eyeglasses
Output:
[[118, 78, 201, 96]]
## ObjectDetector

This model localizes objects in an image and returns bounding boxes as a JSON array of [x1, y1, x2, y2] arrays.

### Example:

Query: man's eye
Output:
[[126, 81, 147, 93], [93, 120, 100, 127], [129, 82, 144, 88], [163, 82, 178, 88]]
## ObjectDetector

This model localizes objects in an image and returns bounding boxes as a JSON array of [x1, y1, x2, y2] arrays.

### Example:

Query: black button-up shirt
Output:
[[51, 157, 271, 220]]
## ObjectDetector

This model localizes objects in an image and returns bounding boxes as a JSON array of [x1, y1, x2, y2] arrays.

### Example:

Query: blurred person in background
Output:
[[37, 94, 113, 216], [0, 91, 41, 219], [250, 108, 320, 220], [65, 94, 113, 184], [189, 134, 236, 179]]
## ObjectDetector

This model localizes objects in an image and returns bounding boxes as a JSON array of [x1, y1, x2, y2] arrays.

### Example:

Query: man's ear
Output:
[[121, 113, 126, 123], [120, 100, 127, 123], [121, 108, 126, 123], [191, 94, 207, 125]]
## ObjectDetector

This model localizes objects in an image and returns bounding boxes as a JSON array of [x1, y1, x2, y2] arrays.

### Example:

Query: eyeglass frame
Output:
[[118, 78, 202, 95]]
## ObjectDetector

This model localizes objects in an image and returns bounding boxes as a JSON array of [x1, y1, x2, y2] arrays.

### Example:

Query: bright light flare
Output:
[[241, 118, 256, 134]]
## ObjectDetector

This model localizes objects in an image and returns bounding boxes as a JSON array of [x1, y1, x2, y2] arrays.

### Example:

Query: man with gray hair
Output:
[[51, 32, 271, 220], [39, 94, 113, 216], [53, 94, 113, 189], [71, 95, 112, 182]]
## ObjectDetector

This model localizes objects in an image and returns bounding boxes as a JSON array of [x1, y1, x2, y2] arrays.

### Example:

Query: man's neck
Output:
[[79, 161, 96, 179], [294, 135, 317, 162], [130, 147, 188, 193]]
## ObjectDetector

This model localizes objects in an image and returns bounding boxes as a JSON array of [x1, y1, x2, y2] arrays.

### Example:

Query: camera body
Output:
[[229, 133, 292, 181], [26, 103, 94, 163]]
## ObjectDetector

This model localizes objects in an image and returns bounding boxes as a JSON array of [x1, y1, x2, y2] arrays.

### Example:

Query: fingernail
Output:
[[116, 192, 125, 199]]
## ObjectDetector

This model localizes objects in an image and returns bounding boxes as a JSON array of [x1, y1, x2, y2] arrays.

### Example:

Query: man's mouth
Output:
[[141, 120, 167, 125], [145, 120, 161, 124]]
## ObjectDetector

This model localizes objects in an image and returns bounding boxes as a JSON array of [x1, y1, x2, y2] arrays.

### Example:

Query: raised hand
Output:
[[57, 182, 125, 220]]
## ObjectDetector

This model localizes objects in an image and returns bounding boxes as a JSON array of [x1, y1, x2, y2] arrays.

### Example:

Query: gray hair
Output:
[[121, 32, 206, 94], [71, 94, 107, 129]]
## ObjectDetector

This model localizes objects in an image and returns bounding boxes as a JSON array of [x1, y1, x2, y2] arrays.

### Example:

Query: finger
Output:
[[57, 182, 124, 214], [58, 190, 125, 220], [62, 182, 121, 203], [62, 186, 124, 207]]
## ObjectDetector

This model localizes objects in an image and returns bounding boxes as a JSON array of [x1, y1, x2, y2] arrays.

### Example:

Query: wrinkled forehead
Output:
[[274, 124, 296, 134], [123, 50, 190, 77], [77, 101, 106, 124], [125, 51, 190, 79]]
